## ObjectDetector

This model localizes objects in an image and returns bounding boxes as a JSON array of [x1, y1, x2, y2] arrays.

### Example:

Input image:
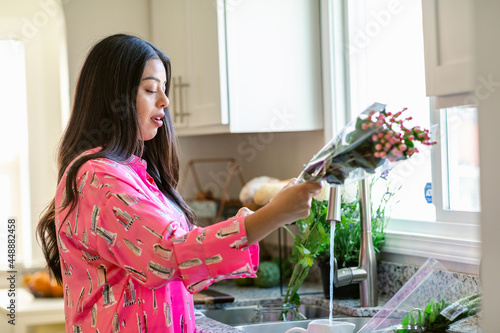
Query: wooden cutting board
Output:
[[193, 289, 235, 305]]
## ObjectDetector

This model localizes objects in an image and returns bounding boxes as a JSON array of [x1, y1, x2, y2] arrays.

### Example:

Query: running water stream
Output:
[[329, 223, 335, 324], [326, 184, 340, 325]]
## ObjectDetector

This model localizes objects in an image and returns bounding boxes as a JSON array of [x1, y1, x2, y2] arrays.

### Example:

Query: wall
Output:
[[63, 0, 151, 101], [475, 1, 500, 331], [177, 131, 325, 200]]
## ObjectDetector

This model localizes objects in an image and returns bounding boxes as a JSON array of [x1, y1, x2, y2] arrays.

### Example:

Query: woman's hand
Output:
[[243, 180, 322, 245], [234, 207, 254, 218], [266, 180, 322, 224]]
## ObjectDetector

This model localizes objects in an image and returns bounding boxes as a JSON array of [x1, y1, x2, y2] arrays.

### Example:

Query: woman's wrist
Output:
[[243, 181, 322, 245], [243, 204, 285, 245]]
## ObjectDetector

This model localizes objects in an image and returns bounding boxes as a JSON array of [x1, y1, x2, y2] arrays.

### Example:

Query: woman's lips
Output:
[[151, 114, 164, 127]]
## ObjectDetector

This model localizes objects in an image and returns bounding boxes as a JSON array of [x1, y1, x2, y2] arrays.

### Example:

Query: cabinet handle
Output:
[[172, 76, 190, 124]]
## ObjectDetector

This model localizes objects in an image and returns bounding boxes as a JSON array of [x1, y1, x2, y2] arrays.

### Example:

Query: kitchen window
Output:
[[0, 1, 69, 280], [433, 106, 480, 219], [0, 40, 32, 270], [345, 0, 435, 223], [440, 107, 480, 213], [321, 0, 480, 271]]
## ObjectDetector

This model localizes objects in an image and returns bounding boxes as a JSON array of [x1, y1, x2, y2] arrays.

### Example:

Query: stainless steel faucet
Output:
[[326, 178, 378, 307]]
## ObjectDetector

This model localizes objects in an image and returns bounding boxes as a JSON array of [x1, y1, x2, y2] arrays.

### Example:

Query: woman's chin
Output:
[[138, 130, 158, 141]]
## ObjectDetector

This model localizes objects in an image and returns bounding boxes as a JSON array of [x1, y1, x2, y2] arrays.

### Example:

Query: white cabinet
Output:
[[150, 0, 228, 133], [151, 0, 322, 135], [421, 0, 475, 97]]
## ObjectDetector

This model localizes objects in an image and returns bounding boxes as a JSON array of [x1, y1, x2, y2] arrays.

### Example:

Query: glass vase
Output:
[[249, 302, 306, 323]]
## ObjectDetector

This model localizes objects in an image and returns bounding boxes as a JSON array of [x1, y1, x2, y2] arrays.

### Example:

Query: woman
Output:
[[37, 34, 321, 333]]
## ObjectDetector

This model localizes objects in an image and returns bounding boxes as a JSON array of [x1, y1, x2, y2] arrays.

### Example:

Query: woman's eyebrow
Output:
[[142, 77, 167, 88], [142, 76, 161, 82]]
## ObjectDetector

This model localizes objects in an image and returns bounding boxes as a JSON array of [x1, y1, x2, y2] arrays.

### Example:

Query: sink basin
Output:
[[235, 317, 371, 333], [198, 304, 330, 326]]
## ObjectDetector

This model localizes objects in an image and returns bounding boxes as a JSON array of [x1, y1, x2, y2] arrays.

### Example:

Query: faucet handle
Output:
[[333, 257, 352, 287], [334, 258, 369, 288]]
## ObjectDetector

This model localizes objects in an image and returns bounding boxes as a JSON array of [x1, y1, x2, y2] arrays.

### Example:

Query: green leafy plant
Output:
[[393, 293, 481, 332], [283, 199, 330, 306]]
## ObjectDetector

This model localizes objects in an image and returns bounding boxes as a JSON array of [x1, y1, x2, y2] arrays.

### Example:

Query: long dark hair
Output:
[[37, 34, 196, 283]]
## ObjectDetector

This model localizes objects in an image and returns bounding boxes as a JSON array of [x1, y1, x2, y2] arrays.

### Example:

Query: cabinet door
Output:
[[150, 0, 227, 131], [422, 0, 475, 96], [225, 0, 323, 133], [150, 0, 188, 128]]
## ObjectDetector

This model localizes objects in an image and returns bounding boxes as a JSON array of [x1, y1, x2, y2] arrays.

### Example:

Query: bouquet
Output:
[[299, 103, 436, 185]]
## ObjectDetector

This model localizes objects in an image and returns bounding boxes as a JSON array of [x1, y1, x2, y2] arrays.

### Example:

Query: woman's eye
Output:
[[146, 89, 157, 94]]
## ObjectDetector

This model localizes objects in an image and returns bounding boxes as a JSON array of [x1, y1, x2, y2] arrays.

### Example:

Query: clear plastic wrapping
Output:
[[298, 103, 435, 185], [358, 258, 480, 332]]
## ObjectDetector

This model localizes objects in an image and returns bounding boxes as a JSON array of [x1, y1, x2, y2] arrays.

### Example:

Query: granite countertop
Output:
[[194, 280, 481, 333]]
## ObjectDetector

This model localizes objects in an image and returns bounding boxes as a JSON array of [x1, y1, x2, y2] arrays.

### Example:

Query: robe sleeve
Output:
[[78, 159, 259, 292]]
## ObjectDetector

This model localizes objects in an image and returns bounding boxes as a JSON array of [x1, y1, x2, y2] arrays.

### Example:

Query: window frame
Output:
[[431, 101, 481, 223]]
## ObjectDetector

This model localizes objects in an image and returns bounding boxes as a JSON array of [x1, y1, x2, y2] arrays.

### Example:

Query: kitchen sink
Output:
[[235, 317, 371, 333], [197, 303, 331, 326]]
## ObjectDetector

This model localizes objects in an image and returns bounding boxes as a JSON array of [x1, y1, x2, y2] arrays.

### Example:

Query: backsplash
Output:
[[377, 260, 481, 298]]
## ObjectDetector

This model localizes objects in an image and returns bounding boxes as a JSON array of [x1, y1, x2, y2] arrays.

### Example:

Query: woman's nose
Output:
[[158, 91, 169, 109]]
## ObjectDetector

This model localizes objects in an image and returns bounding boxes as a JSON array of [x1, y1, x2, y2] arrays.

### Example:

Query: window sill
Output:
[[382, 218, 481, 275]]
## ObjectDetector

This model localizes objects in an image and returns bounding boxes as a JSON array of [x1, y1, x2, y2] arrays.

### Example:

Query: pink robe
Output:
[[55, 149, 259, 332]]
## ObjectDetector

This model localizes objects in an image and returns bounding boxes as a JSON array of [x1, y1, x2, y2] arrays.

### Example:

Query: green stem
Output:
[[284, 260, 302, 302], [283, 225, 295, 238], [285, 217, 320, 301], [291, 266, 309, 297], [284, 264, 309, 305]]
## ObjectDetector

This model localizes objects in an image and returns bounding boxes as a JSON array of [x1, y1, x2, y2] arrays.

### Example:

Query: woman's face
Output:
[[136, 58, 169, 141]]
